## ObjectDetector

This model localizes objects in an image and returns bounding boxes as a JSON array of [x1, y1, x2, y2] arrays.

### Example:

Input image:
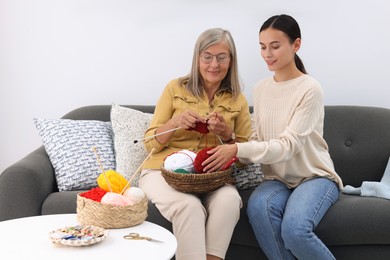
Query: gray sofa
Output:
[[1, 105, 390, 260]]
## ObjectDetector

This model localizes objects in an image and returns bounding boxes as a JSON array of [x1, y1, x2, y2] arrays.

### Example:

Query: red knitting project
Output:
[[189, 122, 209, 134], [194, 147, 215, 173]]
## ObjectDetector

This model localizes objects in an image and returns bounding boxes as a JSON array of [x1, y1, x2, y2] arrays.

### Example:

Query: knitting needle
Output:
[[120, 148, 155, 194], [134, 127, 182, 143], [92, 147, 112, 193]]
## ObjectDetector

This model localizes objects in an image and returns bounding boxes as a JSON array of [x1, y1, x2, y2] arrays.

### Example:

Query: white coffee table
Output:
[[0, 214, 176, 260]]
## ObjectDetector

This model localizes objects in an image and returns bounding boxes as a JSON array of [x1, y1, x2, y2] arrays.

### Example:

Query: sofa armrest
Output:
[[0, 146, 56, 221]]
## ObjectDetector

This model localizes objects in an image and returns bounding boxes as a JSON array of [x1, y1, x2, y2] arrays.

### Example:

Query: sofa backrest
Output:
[[62, 105, 390, 187], [323, 106, 390, 186]]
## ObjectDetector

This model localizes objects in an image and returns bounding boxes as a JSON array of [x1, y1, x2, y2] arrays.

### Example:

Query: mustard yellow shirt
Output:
[[143, 78, 252, 169]]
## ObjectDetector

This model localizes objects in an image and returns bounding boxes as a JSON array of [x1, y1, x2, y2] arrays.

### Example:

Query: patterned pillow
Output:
[[110, 104, 153, 186], [33, 118, 115, 191], [232, 164, 263, 190], [231, 112, 264, 190]]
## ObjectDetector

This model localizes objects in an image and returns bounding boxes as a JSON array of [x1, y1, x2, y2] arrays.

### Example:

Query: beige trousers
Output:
[[139, 169, 242, 260]]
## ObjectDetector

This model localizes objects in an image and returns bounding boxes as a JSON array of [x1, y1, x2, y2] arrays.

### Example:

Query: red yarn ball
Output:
[[189, 122, 210, 134], [194, 147, 214, 173], [80, 187, 107, 202]]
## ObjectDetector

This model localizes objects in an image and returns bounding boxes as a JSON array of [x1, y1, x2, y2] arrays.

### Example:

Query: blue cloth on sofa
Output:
[[343, 157, 390, 199]]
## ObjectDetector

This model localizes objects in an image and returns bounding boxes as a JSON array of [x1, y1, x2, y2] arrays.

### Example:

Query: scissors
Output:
[[123, 232, 164, 243]]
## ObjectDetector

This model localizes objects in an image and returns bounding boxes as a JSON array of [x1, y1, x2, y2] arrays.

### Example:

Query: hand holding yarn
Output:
[[201, 145, 238, 173], [175, 110, 207, 131]]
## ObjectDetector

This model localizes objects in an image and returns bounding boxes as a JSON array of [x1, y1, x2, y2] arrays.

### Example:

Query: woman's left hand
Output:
[[207, 112, 231, 140], [201, 144, 238, 172]]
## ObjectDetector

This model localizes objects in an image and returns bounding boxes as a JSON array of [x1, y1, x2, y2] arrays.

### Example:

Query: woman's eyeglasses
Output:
[[200, 53, 230, 64]]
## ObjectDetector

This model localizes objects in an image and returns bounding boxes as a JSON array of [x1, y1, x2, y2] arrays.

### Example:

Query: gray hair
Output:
[[179, 28, 241, 99]]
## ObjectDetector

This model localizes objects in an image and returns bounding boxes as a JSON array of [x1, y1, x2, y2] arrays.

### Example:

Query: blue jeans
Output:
[[247, 178, 339, 260]]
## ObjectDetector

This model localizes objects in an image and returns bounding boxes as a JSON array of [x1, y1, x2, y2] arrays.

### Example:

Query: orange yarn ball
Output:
[[194, 147, 214, 173], [97, 169, 129, 193]]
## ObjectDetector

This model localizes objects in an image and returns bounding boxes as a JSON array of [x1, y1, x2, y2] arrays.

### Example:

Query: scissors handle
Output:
[[123, 232, 163, 243]]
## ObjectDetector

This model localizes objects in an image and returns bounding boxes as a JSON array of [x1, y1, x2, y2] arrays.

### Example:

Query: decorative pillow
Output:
[[33, 118, 115, 192], [110, 104, 153, 186], [232, 164, 263, 190], [231, 112, 263, 190]]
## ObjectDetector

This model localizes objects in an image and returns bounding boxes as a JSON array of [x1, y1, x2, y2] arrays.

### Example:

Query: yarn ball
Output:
[[123, 187, 145, 203], [174, 168, 190, 174], [189, 121, 209, 134], [101, 192, 134, 206], [80, 187, 107, 202], [194, 147, 215, 173], [164, 150, 197, 172], [97, 169, 129, 193]]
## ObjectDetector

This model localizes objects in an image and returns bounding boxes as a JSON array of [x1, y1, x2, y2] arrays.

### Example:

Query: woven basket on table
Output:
[[161, 167, 234, 193], [76, 194, 148, 229]]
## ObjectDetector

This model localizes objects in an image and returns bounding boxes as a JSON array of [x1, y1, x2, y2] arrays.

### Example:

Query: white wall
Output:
[[1, 0, 389, 173]]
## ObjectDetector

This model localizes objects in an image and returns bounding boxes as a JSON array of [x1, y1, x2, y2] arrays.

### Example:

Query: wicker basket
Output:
[[76, 194, 148, 229], [161, 167, 234, 193]]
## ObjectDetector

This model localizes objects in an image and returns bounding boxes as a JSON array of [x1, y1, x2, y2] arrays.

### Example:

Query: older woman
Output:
[[139, 28, 251, 260]]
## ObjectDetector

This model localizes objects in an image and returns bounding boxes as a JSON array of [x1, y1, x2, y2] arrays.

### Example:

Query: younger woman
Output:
[[203, 15, 343, 259]]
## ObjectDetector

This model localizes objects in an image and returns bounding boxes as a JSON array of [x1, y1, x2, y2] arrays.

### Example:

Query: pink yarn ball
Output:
[[101, 192, 134, 206]]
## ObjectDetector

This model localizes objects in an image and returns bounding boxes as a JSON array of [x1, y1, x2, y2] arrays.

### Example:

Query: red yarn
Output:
[[194, 147, 215, 173], [80, 187, 107, 202], [189, 122, 209, 134]]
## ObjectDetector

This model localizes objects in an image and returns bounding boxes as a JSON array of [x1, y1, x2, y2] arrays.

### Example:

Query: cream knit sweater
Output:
[[237, 75, 343, 189]]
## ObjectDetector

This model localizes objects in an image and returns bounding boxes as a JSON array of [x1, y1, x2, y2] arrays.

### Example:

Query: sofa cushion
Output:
[[33, 118, 115, 191], [315, 194, 390, 245], [110, 104, 153, 186]]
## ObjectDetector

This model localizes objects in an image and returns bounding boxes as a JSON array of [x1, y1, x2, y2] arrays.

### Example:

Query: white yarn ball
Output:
[[123, 187, 145, 203], [164, 149, 197, 172]]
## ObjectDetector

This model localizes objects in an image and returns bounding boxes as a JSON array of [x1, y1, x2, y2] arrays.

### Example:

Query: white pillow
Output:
[[110, 104, 153, 186], [33, 118, 115, 191]]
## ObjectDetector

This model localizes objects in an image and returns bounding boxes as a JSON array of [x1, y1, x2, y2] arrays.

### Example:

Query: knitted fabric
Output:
[[189, 121, 209, 134]]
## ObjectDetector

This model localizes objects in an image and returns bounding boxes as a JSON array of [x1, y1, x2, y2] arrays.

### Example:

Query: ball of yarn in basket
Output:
[[164, 150, 197, 172], [123, 187, 146, 203], [194, 147, 214, 173], [101, 192, 134, 206], [97, 170, 129, 193], [80, 187, 107, 202]]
